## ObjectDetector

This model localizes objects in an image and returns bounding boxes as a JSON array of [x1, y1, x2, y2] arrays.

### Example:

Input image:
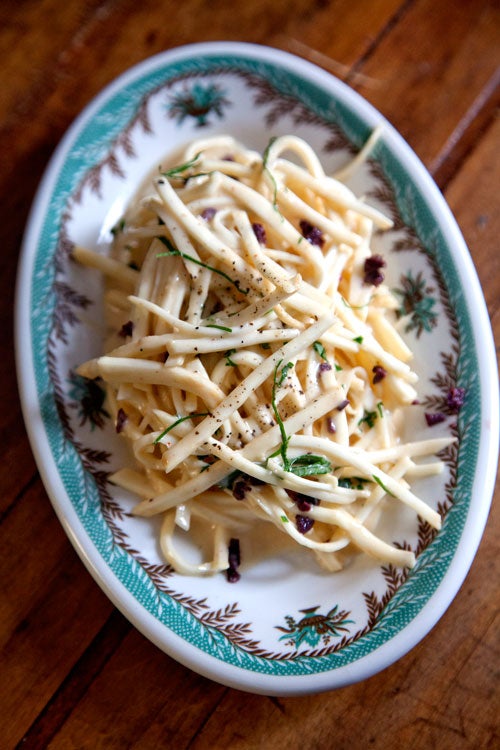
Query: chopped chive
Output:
[[280, 515, 289, 523], [377, 401, 384, 418], [271, 359, 291, 469], [278, 361, 294, 386], [206, 323, 233, 333], [156, 236, 178, 253], [313, 340, 328, 362], [353, 335, 364, 344], [156, 238, 248, 295], [154, 412, 210, 443], [338, 477, 368, 490], [224, 349, 237, 366], [358, 409, 378, 429], [372, 474, 394, 496], [262, 137, 280, 212], [262, 137, 277, 166], [160, 153, 201, 178]]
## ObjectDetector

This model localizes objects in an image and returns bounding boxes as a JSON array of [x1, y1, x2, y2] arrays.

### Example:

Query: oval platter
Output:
[[15, 42, 499, 695]]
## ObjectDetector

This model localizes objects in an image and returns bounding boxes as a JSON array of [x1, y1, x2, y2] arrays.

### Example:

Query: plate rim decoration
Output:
[[15, 41, 499, 695]]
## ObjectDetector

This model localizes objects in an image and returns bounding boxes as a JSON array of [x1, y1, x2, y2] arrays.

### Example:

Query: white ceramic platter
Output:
[[15, 42, 499, 695]]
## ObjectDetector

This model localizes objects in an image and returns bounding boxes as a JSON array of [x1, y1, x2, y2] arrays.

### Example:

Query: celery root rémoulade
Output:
[[75, 134, 453, 580]]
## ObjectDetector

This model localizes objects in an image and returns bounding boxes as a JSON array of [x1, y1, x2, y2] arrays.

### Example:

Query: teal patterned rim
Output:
[[18, 43, 497, 692]]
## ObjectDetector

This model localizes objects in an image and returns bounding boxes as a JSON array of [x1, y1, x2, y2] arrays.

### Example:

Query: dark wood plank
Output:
[[44, 629, 227, 749], [0, 0, 410, 175], [0, 166, 45, 515], [0, 0, 104, 127], [444, 115, 500, 335], [353, 0, 500, 169], [283, 0, 405, 72], [17, 610, 131, 750], [0, 482, 115, 748], [432, 67, 500, 190]]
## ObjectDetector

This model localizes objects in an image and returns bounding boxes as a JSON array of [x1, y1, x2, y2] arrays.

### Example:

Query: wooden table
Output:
[[2, 1, 499, 747]]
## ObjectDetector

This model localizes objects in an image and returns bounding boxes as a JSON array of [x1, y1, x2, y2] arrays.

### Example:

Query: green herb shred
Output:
[[313, 340, 328, 361], [372, 474, 394, 496], [224, 349, 237, 366], [206, 323, 233, 333], [160, 152, 201, 178], [270, 359, 292, 469], [154, 412, 210, 443], [358, 409, 378, 429], [287, 454, 332, 477], [262, 137, 280, 212], [156, 237, 248, 295]]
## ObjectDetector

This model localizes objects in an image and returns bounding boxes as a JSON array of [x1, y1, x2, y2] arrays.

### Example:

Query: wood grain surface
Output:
[[1, 1, 498, 748]]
